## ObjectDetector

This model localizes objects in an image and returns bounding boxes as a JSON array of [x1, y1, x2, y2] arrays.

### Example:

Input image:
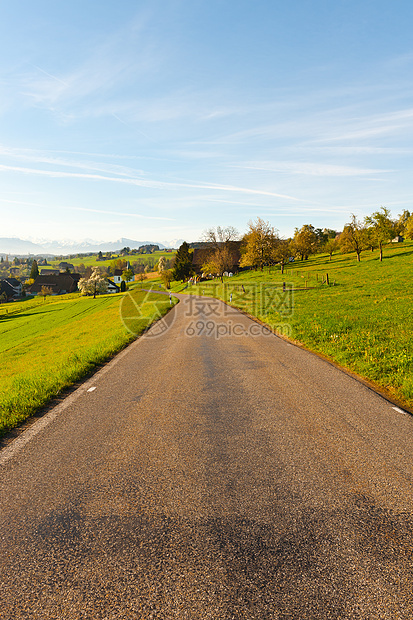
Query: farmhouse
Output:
[[106, 279, 120, 293], [0, 277, 22, 298], [113, 269, 133, 284], [58, 262, 74, 271], [0, 278, 22, 300], [29, 274, 79, 295]]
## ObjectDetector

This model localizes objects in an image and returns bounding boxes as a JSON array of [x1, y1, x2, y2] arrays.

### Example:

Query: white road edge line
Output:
[[392, 406, 408, 415], [0, 337, 142, 467]]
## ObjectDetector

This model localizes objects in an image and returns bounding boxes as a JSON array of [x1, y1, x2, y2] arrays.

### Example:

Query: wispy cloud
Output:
[[0, 163, 302, 201], [234, 161, 393, 177], [21, 16, 162, 117]]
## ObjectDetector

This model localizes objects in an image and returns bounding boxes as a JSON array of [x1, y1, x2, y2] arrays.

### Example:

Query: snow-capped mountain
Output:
[[0, 237, 173, 256]]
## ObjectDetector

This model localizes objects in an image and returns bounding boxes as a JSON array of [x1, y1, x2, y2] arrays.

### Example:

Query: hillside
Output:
[[180, 241, 413, 410], [0, 289, 177, 436]]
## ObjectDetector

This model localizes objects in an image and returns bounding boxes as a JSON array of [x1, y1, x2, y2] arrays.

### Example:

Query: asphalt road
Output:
[[1, 292, 413, 619]]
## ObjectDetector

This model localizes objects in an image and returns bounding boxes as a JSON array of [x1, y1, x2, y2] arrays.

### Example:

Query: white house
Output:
[[113, 268, 133, 285], [106, 279, 120, 293]]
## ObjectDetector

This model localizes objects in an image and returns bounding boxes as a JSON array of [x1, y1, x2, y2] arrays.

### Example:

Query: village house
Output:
[[0, 278, 22, 301], [0, 277, 22, 298], [58, 262, 75, 271], [113, 268, 133, 284], [29, 273, 79, 295], [106, 279, 120, 293]]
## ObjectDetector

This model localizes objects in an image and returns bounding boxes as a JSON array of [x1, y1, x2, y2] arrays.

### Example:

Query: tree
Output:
[[324, 237, 339, 261], [292, 225, 318, 260], [160, 269, 173, 289], [110, 258, 127, 272], [273, 240, 292, 274], [365, 206, 396, 262], [396, 210, 411, 235], [78, 268, 108, 298], [172, 242, 194, 282], [122, 268, 134, 282], [202, 245, 236, 282], [157, 256, 166, 273], [404, 215, 413, 240], [201, 226, 239, 281], [240, 218, 279, 271], [204, 226, 238, 246], [30, 259, 39, 280], [120, 280, 127, 292], [40, 285, 53, 301], [339, 214, 368, 261]]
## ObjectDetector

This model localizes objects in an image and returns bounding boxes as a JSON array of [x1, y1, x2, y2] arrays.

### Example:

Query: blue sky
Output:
[[1, 0, 412, 245]]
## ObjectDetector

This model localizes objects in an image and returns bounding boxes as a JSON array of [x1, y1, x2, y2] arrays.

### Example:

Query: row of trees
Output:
[[241, 207, 407, 269], [168, 206, 409, 282]]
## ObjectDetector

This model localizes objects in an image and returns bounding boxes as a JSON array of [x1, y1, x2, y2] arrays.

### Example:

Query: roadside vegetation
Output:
[[180, 241, 413, 409], [0, 287, 176, 437]]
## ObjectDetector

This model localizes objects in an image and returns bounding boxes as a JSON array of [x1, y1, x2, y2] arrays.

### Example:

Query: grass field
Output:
[[0, 289, 176, 436], [183, 241, 413, 409], [47, 250, 175, 269]]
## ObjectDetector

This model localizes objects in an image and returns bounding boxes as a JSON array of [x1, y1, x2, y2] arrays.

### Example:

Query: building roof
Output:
[[4, 277, 21, 287], [106, 279, 120, 291], [58, 262, 74, 270], [0, 280, 15, 298], [29, 274, 78, 294]]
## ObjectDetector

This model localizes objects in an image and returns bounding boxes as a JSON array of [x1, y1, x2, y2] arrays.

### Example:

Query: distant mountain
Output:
[[0, 238, 46, 255], [0, 237, 171, 256], [163, 238, 186, 249]]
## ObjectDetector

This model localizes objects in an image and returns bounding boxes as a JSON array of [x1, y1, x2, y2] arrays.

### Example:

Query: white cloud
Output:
[[234, 161, 393, 177], [0, 162, 303, 201]]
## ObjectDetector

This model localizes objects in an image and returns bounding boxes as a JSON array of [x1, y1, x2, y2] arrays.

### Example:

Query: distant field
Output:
[[0, 289, 177, 436], [47, 250, 175, 269], [183, 241, 413, 409]]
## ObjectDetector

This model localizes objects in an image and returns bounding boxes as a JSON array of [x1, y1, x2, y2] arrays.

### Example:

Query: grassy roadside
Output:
[[180, 242, 413, 409], [0, 289, 177, 437]]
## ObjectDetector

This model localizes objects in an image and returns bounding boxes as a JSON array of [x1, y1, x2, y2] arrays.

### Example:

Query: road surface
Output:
[[1, 293, 413, 619]]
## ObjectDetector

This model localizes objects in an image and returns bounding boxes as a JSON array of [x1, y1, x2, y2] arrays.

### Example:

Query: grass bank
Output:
[[183, 242, 413, 409], [0, 289, 177, 436]]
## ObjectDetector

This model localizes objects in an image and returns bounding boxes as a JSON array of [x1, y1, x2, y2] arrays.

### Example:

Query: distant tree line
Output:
[[169, 206, 410, 282]]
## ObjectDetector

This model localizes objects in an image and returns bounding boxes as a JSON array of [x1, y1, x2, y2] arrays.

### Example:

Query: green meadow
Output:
[[0, 289, 176, 436], [184, 242, 413, 409], [47, 250, 175, 269]]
